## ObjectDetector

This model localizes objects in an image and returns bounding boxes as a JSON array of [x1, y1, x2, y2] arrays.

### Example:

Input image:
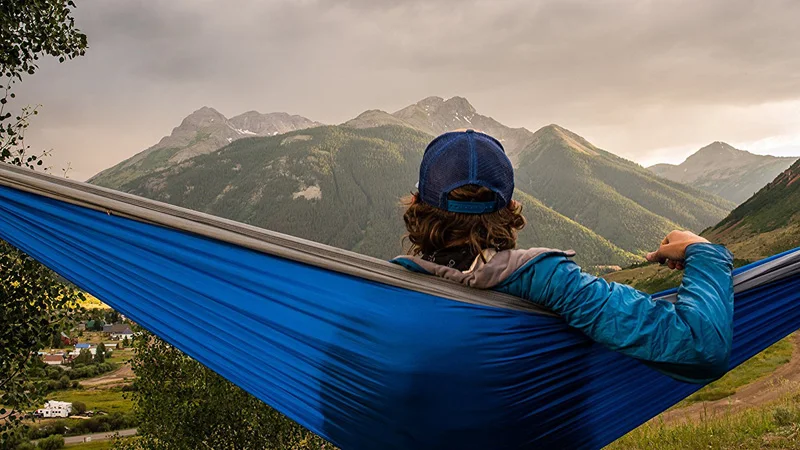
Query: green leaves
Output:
[[122, 329, 331, 449], [0, 3, 86, 445]]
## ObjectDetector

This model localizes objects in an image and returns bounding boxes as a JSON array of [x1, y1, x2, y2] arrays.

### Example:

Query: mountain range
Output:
[[90, 96, 757, 266], [649, 142, 797, 204], [605, 156, 800, 293], [89, 107, 322, 188]]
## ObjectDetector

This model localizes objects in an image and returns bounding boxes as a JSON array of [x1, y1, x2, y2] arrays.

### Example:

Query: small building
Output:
[[105, 324, 133, 340], [35, 401, 72, 418], [41, 354, 64, 366]]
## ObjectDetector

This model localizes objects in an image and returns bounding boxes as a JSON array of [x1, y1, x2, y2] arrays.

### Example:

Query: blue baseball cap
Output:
[[417, 129, 514, 214]]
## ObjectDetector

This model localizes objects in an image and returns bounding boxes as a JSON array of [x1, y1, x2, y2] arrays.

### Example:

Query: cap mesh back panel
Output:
[[422, 144, 472, 208]]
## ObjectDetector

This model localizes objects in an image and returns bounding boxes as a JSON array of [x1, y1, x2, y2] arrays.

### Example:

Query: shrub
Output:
[[15, 442, 36, 450], [36, 434, 64, 450], [45, 367, 64, 381], [57, 376, 70, 390], [71, 401, 87, 415]]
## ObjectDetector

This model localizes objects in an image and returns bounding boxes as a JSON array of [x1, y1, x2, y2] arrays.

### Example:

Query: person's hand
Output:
[[645, 230, 710, 270]]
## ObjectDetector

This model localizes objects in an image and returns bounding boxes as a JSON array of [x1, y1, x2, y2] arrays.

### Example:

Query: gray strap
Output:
[[651, 250, 800, 303]]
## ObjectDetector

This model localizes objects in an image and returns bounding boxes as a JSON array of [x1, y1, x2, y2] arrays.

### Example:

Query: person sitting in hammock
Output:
[[391, 129, 734, 383]]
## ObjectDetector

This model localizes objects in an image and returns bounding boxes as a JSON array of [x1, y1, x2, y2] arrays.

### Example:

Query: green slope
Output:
[[703, 158, 800, 260], [114, 125, 636, 266], [515, 125, 735, 255], [607, 158, 800, 289]]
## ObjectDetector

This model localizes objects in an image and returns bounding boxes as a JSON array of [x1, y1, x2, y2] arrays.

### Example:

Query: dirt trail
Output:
[[659, 334, 800, 425], [79, 363, 134, 387]]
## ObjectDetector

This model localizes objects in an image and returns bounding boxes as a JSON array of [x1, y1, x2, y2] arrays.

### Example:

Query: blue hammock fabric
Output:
[[1, 175, 800, 449]]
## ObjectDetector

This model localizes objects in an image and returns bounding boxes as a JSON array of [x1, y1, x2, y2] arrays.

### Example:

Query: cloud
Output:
[[12, 0, 800, 180]]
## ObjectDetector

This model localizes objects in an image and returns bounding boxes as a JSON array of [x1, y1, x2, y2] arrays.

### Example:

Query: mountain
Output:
[[344, 96, 534, 163], [88, 107, 322, 188], [648, 142, 797, 204], [91, 97, 737, 267], [703, 158, 800, 260], [112, 125, 636, 266], [514, 125, 735, 254], [605, 157, 800, 294]]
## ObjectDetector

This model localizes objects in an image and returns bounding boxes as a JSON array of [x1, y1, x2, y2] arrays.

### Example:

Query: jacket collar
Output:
[[391, 248, 575, 289]]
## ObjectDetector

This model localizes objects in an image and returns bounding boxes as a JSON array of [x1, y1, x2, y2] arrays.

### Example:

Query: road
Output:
[[63, 428, 137, 444], [79, 363, 134, 387]]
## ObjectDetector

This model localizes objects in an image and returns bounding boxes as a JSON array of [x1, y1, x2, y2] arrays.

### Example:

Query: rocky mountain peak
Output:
[[179, 106, 228, 128]]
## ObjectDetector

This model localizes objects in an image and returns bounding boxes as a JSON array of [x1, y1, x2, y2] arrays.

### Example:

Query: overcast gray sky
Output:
[[15, 0, 800, 180]]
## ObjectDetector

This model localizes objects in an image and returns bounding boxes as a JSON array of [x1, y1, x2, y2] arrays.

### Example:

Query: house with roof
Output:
[[104, 324, 133, 340], [41, 354, 65, 366]]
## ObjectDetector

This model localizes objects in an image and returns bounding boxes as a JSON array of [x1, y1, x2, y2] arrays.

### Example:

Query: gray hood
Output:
[[393, 247, 575, 289]]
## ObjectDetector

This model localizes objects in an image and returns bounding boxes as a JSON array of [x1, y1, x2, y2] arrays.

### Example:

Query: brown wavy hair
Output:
[[402, 185, 526, 257]]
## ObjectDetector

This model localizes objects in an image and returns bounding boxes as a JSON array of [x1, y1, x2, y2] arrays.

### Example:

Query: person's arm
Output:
[[527, 231, 734, 383]]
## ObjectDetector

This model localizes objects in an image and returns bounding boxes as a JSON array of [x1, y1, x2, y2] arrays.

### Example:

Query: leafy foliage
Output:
[[120, 329, 330, 450], [94, 343, 106, 364], [34, 434, 63, 450], [0, 1, 87, 446], [0, 245, 84, 442]]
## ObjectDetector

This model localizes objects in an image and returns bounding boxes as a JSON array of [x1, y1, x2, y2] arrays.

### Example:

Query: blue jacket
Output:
[[392, 243, 734, 383]]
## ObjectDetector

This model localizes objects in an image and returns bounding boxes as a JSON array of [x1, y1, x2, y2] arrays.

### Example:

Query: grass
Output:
[[106, 348, 134, 365], [607, 394, 800, 449], [676, 336, 794, 406], [47, 387, 132, 415], [66, 441, 115, 449], [606, 265, 796, 406]]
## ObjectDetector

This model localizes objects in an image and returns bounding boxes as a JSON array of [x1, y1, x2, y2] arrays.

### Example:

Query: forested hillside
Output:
[[606, 158, 800, 291], [515, 125, 735, 254], [703, 158, 800, 260], [116, 125, 637, 266]]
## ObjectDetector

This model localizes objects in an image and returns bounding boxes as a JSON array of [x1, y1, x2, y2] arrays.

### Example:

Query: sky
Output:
[[13, 0, 800, 181]]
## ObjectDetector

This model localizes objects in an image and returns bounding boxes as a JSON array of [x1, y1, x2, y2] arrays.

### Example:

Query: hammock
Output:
[[1, 163, 799, 450]]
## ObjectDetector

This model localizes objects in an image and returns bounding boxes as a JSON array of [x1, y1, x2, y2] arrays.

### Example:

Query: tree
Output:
[[118, 329, 330, 450], [104, 310, 121, 325], [0, 2, 87, 447], [70, 401, 86, 415], [93, 343, 105, 363], [35, 434, 64, 450], [71, 349, 92, 367]]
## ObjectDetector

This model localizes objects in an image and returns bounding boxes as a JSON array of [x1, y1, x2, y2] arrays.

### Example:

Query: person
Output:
[[391, 129, 734, 383]]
